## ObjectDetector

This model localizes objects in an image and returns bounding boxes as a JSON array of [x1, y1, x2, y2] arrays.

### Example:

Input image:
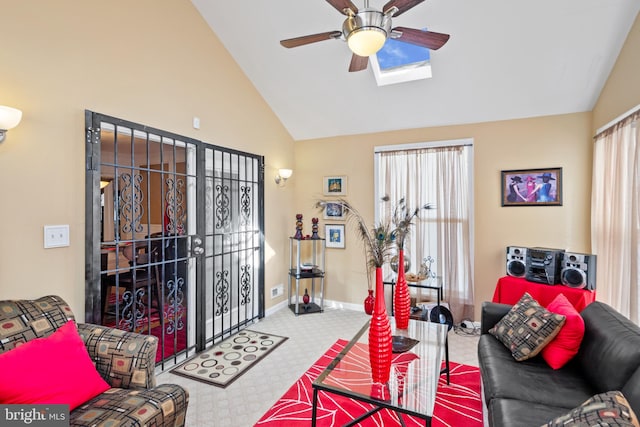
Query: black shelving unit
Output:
[[288, 237, 325, 315]]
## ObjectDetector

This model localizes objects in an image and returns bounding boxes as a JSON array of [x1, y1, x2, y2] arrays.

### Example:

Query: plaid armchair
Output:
[[0, 295, 188, 426]]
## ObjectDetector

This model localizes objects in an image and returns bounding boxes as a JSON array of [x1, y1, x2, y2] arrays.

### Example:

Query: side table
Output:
[[384, 276, 444, 316], [384, 275, 450, 384]]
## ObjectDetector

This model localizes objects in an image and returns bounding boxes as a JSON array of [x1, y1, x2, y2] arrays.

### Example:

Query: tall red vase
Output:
[[394, 250, 411, 329], [369, 267, 392, 384], [364, 289, 374, 315]]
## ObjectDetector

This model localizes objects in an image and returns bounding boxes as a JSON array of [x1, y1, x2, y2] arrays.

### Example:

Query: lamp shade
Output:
[[347, 28, 387, 57], [343, 8, 390, 57], [278, 168, 293, 179], [0, 106, 22, 131]]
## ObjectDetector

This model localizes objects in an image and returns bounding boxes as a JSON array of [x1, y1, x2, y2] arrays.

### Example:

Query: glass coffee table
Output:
[[311, 318, 448, 427]]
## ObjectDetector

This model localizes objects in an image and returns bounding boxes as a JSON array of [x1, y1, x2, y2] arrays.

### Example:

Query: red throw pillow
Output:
[[542, 293, 586, 369], [0, 320, 110, 410]]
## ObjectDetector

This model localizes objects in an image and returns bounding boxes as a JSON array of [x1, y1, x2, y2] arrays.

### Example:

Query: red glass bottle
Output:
[[368, 267, 392, 384], [364, 289, 374, 315], [394, 249, 411, 329]]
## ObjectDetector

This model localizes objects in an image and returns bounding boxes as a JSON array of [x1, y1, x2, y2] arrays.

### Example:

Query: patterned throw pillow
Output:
[[542, 391, 640, 427], [489, 292, 566, 361]]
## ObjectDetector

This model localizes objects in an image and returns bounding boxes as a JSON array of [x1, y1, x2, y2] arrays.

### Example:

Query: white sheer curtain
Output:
[[376, 143, 474, 323], [592, 109, 640, 324]]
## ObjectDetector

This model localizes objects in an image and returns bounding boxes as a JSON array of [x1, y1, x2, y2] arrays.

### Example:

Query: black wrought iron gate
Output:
[[84, 111, 265, 369]]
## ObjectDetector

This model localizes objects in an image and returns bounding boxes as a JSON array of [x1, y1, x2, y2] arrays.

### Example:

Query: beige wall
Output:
[[0, 1, 295, 319], [593, 13, 640, 131], [1, 1, 637, 323], [295, 12, 640, 320], [295, 112, 594, 318]]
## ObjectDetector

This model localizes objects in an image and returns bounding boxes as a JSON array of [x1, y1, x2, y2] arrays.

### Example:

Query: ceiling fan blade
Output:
[[280, 31, 343, 48], [348, 54, 368, 72], [383, 0, 425, 16], [326, 0, 358, 15], [392, 27, 450, 50]]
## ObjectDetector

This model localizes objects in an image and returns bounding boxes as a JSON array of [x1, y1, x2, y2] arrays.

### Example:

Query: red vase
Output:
[[394, 250, 411, 329], [364, 289, 374, 315], [369, 267, 392, 384]]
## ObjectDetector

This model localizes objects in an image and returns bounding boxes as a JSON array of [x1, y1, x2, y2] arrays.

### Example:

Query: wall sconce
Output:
[[0, 105, 23, 143], [275, 168, 293, 186]]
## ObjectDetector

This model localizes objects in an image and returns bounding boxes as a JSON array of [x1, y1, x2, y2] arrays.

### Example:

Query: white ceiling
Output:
[[192, 0, 639, 141]]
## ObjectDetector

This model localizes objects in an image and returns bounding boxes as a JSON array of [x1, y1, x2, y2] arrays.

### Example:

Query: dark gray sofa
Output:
[[478, 300, 640, 426]]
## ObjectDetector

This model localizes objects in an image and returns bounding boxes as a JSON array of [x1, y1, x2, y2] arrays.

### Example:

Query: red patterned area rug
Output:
[[254, 339, 482, 427]]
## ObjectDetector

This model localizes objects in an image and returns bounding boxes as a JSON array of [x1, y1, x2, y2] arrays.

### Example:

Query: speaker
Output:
[[561, 252, 597, 290], [506, 246, 527, 277], [525, 247, 564, 285]]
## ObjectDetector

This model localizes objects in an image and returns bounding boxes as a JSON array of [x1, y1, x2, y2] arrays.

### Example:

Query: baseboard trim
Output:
[[264, 299, 364, 318]]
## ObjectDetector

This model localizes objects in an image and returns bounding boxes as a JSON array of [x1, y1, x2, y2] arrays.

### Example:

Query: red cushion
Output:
[[0, 320, 110, 410], [542, 293, 586, 369]]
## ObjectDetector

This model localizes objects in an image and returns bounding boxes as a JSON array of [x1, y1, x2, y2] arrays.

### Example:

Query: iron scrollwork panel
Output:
[[119, 287, 146, 331], [240, 185, 251, 227], [215, 181, 230, 230], [166, 271, 186, 335], [119, 173, 144, 234], [166, 177, 186, 235], [215, 269, 230, 316], [240, 264, 251, 305]]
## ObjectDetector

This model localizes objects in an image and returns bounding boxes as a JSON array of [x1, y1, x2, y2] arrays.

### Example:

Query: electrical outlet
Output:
[[44, 225, 70, 248]]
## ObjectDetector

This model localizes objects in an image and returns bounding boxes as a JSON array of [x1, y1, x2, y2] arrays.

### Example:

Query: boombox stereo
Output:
[[525, 247, 564, 285], [560, 252, 597, 290], [506, 246, 527, 278]]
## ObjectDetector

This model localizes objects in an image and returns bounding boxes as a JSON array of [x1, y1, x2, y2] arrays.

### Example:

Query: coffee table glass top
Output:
[[313, 318, 447, 418]]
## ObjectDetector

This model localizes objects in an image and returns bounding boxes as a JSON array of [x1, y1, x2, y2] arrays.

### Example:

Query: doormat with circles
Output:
[[170, 329, 288, 388]]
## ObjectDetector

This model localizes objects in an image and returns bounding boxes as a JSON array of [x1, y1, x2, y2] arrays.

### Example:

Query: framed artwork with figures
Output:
[[501, 167, 562, 206]]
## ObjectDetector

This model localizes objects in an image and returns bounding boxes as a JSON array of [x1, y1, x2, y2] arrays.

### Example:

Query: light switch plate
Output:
[[44, 225, 70, 248]]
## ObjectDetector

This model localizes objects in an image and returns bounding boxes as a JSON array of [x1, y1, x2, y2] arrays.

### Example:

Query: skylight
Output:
[[370, 31, 432, 86]]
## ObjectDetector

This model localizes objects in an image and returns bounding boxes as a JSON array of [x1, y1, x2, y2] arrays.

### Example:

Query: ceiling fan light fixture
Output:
[[343, 9, 391, 57], [347, 28, 387, 56]]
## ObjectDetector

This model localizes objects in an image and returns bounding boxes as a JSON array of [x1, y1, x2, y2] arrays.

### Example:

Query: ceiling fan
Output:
[[280, 0, 450, 72]]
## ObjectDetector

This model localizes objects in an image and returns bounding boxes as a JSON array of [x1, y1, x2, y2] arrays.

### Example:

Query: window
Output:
[[374, 139, 474, 323], [370, 32, 432, 86], [592, 107, 640, 323]]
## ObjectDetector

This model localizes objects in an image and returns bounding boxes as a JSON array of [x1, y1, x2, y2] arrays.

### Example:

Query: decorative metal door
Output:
[[85, 111, 264, 368], [200, 147, 265, 348]]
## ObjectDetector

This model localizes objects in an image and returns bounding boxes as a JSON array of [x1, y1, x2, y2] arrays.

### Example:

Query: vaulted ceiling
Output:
[[192, 0, 639, 141]]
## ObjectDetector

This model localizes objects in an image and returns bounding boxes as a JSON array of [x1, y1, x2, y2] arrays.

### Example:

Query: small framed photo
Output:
[[323, 202, 346, 220], [323, 176, 347, 196], [325, 224, 345, 249], [501, 167, 563, 206]]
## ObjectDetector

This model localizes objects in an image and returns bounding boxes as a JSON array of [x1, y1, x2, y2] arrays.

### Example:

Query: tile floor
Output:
[[157, 306, 480, 427]]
